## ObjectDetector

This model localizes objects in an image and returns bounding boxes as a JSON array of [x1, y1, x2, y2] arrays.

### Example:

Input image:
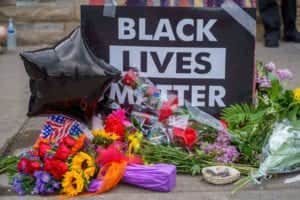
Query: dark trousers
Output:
[[259, 0, 297, 40]]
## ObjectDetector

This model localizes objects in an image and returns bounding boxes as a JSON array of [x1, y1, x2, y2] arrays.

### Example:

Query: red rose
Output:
[[173, 127, 198, 148], [17, 158, 41, 174], [122, 69, 138, 88], [38, 142, 51, 158], [44, 158, 68, 180], [54, 144, 72, 161], [159, 106, 173, 122], [17, 158, 29, 172], [62, 136, 76, 147], [183, 128, 197, 147], [159, 96, 178, 122], [28, 161, 41, 174]]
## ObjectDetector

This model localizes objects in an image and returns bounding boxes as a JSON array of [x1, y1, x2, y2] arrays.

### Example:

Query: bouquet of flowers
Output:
[[8, 108, 177, 197], [12, 132, 88, 196]]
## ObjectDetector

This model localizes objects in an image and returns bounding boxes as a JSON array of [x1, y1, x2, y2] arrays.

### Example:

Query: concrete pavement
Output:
[[0, 42, 300, 199]]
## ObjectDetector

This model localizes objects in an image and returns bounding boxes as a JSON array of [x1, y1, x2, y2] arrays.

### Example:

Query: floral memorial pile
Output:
[[2, 60, 300, 197]]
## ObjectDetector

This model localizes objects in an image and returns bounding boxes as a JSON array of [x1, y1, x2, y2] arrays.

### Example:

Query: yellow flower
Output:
[[92, 129, 120, 141], [127, 131, 143, 154], [71, 152, 96, 179], [62, 171, 84, 196], [293, 88, 300, 101]]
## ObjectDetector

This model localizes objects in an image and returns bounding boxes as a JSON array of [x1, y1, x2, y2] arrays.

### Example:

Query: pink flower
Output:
[[104, 109, 129, 139], [122, 69, 138, 88], [276, 69, 293, 81], [111, 109, 128, 123], [265, 62, 276, 72]]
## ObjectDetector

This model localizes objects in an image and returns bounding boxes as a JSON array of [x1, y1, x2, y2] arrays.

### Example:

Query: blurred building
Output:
[[0, 0, 299, 45]]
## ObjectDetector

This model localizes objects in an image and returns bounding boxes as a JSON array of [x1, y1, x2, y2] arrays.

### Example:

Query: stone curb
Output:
[[0, 118, 29, 156]]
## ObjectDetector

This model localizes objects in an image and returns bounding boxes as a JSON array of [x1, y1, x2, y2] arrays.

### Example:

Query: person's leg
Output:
[[282, 0, 300, 42], [259, 0, 281, 47]]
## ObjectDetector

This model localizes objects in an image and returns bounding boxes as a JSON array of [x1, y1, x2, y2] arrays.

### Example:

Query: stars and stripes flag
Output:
[[40, 115, 84, 143]]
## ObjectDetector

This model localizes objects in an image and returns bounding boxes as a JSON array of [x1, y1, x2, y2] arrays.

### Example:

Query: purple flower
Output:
[[276, 69, 293, 81], [215, 131, 230, 145], [32, 171, 60, 195], [202, 131, 239, 163], [12, 174, 29, 195], [260, 79, 271, 88], [52, 181, 60, 189], [264, 62, 276, 72], [34, 171, 51, 183], [257, 76, 271, 88], [12, 175, 25, 195], [88, 179, 102, 192], [216, 146, 239, 163]]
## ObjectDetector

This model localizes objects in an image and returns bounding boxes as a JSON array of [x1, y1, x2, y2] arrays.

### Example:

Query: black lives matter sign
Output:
[[81, 6, 256, 115]]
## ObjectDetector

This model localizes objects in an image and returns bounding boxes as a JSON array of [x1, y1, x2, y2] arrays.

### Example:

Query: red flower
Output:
[[158, 95, 179, 122], [54, 144, 72, 161], [44, 158, 68, 180], [173, 127, 198, 148], [159, 106, 173, 122], [62, 135, 76, 148], [17, 158, 29, 172], [105, 115, 125, 138], [184, 128, 198, 147], [122, 69, 138, 88], [29, 161, 41, 174], [38, 142, 51, 158], [96, 144, 126, 166], [17, 158, 41, 175]]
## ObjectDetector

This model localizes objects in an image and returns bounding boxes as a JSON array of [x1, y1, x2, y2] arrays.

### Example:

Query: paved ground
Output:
[[0, 41, 300, 199]]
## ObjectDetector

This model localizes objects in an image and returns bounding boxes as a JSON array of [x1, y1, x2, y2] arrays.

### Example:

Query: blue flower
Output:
[[32, 171, 60, 195]]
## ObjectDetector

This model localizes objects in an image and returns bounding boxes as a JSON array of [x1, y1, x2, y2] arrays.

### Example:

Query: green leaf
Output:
[[268, 79, 283, 101], [221, 103, 254, 128], [191, 164, 201, 176], [287, 106, 299, 121]]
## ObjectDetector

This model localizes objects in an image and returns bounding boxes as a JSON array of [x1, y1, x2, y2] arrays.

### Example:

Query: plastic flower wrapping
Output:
[[123, 164, 176, 192], [258, 120, 300, 175], [233, 120, 300, 193]]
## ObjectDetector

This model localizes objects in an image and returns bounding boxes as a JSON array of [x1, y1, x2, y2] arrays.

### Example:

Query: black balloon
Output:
[[20, 27, 121, 122]]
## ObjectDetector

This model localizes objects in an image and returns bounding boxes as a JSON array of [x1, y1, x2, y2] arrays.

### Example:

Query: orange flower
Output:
[[71, 135, 86, 154]]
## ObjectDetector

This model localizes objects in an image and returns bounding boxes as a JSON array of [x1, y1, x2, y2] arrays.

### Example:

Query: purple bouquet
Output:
[[123, 164, 176, 192]]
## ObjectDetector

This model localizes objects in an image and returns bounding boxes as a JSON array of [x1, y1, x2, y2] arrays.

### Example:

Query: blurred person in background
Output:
[[0, 25, 7, 53], [259, 0, 300, 47]]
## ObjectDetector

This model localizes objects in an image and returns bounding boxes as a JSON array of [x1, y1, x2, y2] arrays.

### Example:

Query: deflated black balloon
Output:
[[20, 27, 121, 122]]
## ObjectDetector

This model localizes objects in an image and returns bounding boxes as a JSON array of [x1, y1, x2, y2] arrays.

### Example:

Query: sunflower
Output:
[[71, 152, 96, 179], [92, 129, 120, 140], [293, 88, 300, 101], [62, 171, 84, 196], [92, 129, 120, 147]]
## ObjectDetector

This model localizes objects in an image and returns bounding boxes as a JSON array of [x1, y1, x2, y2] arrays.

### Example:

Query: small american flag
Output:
[[40, 115, 83, 143]]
